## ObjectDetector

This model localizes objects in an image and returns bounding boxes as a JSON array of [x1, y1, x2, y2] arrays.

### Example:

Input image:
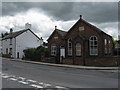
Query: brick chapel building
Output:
[[47, 15, 117, 66]]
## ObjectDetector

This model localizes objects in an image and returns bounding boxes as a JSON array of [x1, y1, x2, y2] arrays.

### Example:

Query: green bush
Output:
[[23, 48, 36, 60], [23, 46, 49, 61]]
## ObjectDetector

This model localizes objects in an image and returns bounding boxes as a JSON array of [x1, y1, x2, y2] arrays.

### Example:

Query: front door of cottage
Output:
[[60, 46, 65, 63]]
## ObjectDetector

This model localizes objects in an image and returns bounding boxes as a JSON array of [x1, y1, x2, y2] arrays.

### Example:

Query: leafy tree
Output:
[[23, 46, 49, 61], [23, 48, 36, 60]]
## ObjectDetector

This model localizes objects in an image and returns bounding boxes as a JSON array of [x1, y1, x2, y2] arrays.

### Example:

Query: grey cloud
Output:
[[2, 2, 118, 23]]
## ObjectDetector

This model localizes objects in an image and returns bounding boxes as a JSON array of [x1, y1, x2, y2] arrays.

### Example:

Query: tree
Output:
[[23, 46, 49, 61]]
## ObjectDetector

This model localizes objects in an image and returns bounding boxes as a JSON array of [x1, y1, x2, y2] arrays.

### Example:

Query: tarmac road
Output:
[[1, 58, 118, 89]]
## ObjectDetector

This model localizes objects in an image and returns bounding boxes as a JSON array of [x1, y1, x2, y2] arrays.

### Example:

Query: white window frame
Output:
[[6, 48, 8, 54], [9, 48, 12, 55], [89, 36, 98, 56], [108, 40, 111, 54], [76, 43, 81, 56], [104, 39, 107, 54], [68, 39, 72, 56], [10, 38, 12, 45], [51, 44, 57, 56]]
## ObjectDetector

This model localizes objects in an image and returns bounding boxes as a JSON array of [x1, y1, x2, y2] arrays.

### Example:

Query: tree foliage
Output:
[[23, 46, 49, 61]]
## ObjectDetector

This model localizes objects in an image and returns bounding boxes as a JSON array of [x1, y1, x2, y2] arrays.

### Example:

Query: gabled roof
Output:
[[67, 17, 112, 38], [47, 29, 67, 41], [2, 29, 27, 40], [80, 18, 112, 38], [2, 29, 42, 40], [56, 29, 67, 37]]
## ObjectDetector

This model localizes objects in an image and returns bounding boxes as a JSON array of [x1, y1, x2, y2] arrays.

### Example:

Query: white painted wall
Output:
[[15, 30, 43, 58], [2, 30, 43, 59], [2, 38, 16, 58]]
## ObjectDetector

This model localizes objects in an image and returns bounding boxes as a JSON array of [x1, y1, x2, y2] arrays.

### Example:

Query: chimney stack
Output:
[[10, 28, 13, 34], [25, 23, 31, 29]]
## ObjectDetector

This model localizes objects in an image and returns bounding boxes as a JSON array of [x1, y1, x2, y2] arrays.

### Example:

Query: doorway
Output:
[[17, 52, 19, 59], [60, 46, 65, 63]]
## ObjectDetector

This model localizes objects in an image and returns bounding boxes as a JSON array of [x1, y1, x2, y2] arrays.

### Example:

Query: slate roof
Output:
[[56, 29, 67, 37], [2, 29, 27, 40]]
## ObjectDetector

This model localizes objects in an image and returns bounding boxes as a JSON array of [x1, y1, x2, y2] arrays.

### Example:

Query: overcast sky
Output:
[[0, 2, 119, 41]]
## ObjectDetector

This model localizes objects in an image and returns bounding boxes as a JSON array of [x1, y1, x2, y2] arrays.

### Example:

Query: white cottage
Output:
[[1, 23, 43, 59]]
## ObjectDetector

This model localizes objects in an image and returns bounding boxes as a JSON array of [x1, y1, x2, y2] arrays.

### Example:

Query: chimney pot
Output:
[[10, 28, 13, 33], [80, 15, 82, 19], [55, 26, 57, 29]]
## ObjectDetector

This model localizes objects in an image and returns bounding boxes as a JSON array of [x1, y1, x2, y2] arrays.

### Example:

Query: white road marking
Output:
[[18, 81, 29, 85], [39, 82, 44, 85], [56, 86, 66, 88], [2, 75, 9, 79], [30, 84, 43, 88], [44, 83, 51, 87], [1, 72, 67, 89], [9, 78, 17, 81], [27, 79, 37, 83], [18, 77, 26, 80]]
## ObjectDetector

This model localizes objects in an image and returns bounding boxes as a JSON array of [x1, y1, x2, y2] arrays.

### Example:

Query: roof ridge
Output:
[[56, 29, 67, 32], [2, 29, 28, 40]]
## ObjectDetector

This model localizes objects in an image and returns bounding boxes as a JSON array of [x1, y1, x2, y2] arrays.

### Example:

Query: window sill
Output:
[[89, 55, 98, 57]]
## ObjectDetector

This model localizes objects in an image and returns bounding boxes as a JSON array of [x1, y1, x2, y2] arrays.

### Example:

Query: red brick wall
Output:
[[47, 19, 114, 66], [63, 56, 118, 66]]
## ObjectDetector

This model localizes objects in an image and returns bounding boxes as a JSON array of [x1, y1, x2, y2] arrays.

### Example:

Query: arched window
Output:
[[51, 43, 57, 56], [68, 39, 72, 56], [76, 43, 81, 56], [108, 40, 111, 54], [89, 36, 98, 55], [104, 39, 107, 54]]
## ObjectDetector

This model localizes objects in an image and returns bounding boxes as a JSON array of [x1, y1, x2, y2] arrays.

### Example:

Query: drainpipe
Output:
[[15, 38, 16, 59]]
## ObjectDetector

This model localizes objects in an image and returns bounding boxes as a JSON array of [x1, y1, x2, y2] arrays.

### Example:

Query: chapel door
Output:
[[60, 46, 65, 63]]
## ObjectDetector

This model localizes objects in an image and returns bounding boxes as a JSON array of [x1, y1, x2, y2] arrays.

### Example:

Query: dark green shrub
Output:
[[23, 46, 49, 61], [23, 48, 36, 60]]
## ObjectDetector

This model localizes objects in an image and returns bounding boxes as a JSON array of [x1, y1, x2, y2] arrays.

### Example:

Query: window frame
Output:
[[76, 43, 81, 56], [104, 39, 108, 54], [68, 39, 72, 56], [89, 36, 98, 56], [108, 40, 111, 54], [51, 43, 57, 56], [10, 38, 12, 45]]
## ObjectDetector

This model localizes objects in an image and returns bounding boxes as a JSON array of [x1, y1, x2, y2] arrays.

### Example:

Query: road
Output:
[[1, 58, 118, 89]]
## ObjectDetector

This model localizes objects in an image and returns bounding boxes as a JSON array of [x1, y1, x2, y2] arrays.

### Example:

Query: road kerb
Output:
[[2, 57, 118, 70]]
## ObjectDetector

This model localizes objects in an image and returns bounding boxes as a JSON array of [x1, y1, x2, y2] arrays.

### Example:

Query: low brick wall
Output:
[[63, 56, 119, 66], [85, 56, 119, 66], [2, 54, 11, 58], [43, 57, 56, 63]]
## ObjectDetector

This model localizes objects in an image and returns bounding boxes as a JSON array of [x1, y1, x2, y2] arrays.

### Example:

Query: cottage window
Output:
[[10, 38, 12, 45], [76, 43, 81, 56], [89, 36, 98, 55], [51, 44, 57, 56], [6, 48, 8, 54], [104, 39, 107, 54], [9, 48, 12, 55], [68, 39, 72, 56]]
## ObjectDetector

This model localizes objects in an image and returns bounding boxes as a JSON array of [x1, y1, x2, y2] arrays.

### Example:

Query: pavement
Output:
[[3, 57, 119, 70]]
